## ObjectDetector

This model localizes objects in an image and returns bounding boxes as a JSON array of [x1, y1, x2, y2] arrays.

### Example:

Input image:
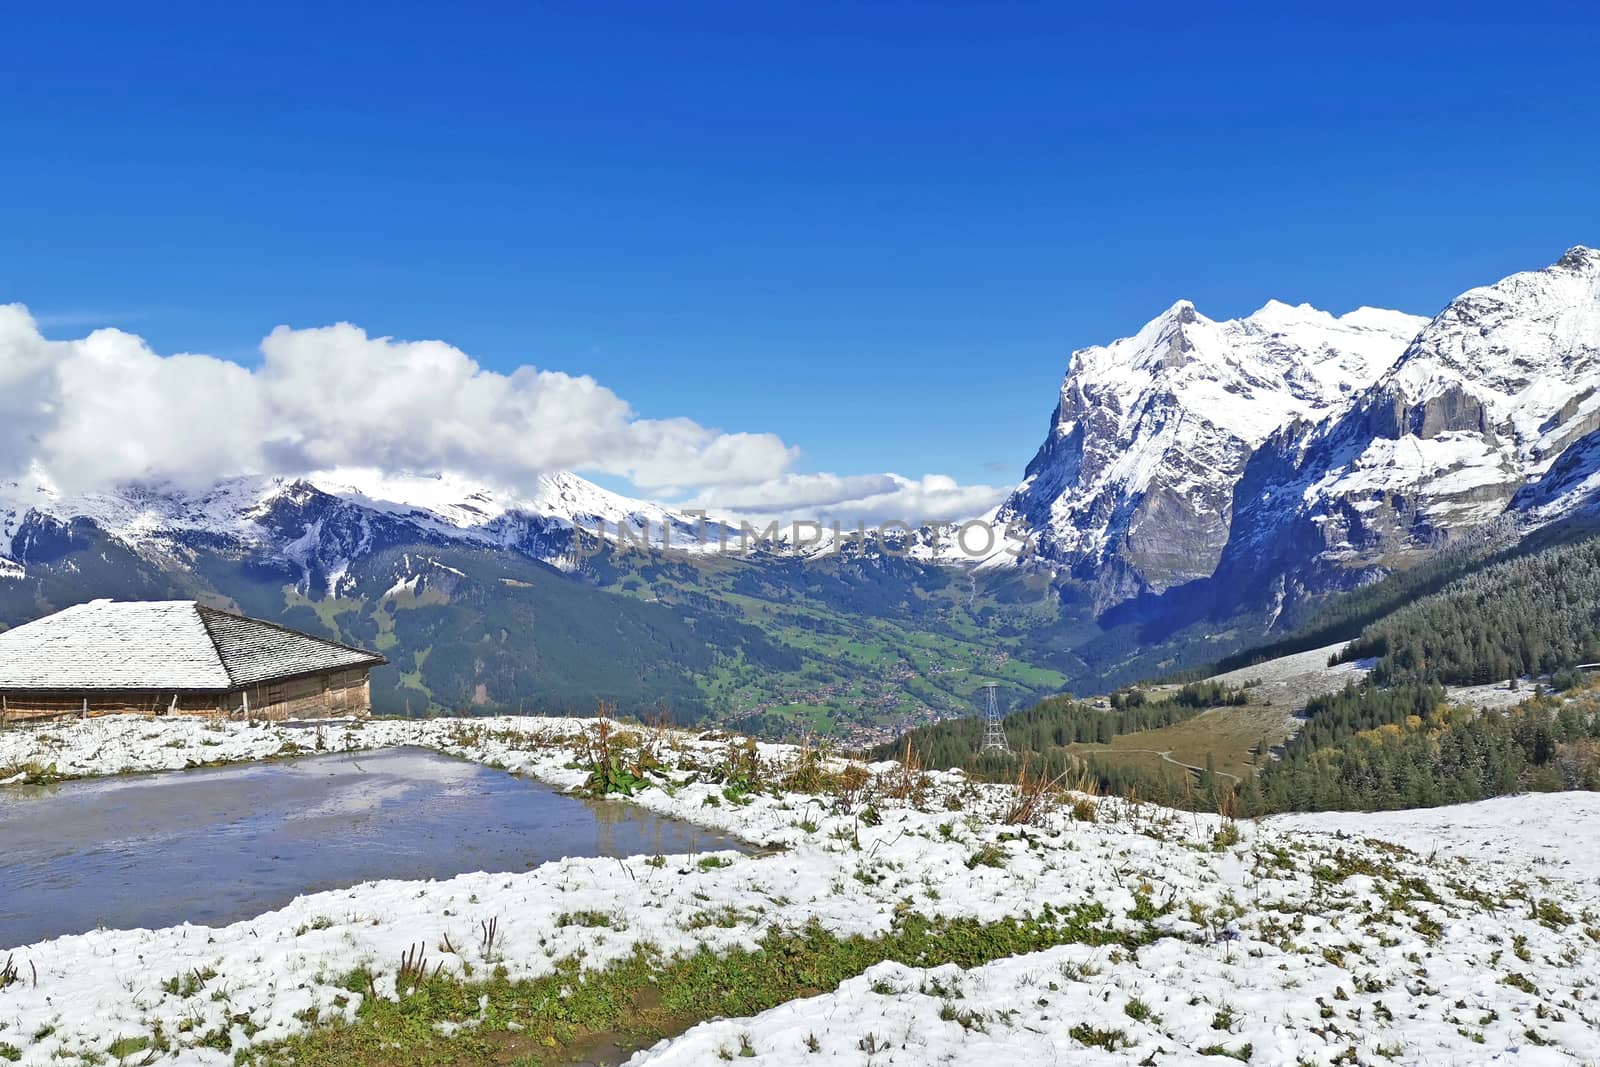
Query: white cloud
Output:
[[685, 472, 1009, 525], [0, 305, 61, 472], [0, 305, 1009, 525], [45, 328, 266, 490], [249, 323, 801, 492], [0, 308, 798, 495]]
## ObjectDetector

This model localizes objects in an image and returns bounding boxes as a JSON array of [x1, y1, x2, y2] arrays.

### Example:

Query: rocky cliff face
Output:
[[1513, 427, 1600, 520], [1214, 246, 1600, 604], [995, 298, 1427, 603], [1002, 246, 1600, 620]]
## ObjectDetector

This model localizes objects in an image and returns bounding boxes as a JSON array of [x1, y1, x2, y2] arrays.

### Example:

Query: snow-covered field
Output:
[[1445, 677, 1547, 712], [1270, 793, 1600, 889], [1196, 641, 1371, 725], [2, 716, 1598, 1065]]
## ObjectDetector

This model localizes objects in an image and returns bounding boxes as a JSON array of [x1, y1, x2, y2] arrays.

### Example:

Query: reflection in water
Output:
[[0, 747, 745, 948]]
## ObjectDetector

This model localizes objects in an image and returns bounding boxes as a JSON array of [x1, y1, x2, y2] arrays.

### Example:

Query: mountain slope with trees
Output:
[[1338, 533, 1600, 686]]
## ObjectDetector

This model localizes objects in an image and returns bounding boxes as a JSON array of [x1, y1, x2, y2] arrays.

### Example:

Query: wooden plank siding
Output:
[[0, 691, 230, 722], [227, 668, 373, 722], [0, 668, 374, 725]]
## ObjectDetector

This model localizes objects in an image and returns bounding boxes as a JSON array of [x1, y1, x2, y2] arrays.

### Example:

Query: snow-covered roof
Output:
[[0, 600, 385, 692]]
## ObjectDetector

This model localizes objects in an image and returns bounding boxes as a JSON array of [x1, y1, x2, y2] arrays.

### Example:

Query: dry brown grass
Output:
[[1061, 703, 1295, 783], [1004, 757, 1072, 826], [882, 740, 930, 807]]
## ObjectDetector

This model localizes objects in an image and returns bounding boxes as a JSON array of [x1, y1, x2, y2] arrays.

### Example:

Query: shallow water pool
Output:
[[0, 746, 742, 947]]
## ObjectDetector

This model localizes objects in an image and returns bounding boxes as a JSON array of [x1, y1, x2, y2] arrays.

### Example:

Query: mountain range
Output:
[[999, 245, 1600, 616], [3, 246, 1597, 733]]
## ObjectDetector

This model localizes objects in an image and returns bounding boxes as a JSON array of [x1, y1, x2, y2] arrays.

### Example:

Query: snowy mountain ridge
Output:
[[6, 246, 1598, 631], [1000, 245, 1600, 611], [0, 466, 714, 544], [0, 465, 735, 593], [994, 293, 1429, 600], [1213, 246, 1600, 606]]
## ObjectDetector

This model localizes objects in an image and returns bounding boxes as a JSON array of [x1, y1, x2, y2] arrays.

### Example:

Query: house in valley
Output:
[[0, 600, 386, 723]]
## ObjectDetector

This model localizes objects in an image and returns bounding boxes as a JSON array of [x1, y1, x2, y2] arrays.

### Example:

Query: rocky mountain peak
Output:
[[1374, 248, 1600, 456], [1556, 245, 1600, 271], [1212, 246, 1600, 616], [1000, 297, 1425, 600], [1001, 246, 1599, 613]]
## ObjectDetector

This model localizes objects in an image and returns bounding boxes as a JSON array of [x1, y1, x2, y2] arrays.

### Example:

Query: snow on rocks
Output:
[[0, 464, 742, 587], [993, 298, 1427, 591], [1, 716, 1598, 1065]]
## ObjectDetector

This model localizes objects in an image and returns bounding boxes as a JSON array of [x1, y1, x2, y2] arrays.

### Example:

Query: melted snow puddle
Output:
[[0, 746, 743, 948]]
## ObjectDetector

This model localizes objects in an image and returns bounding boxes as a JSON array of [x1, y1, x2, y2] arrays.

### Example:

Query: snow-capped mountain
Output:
[[1215, 246, 1600, 605], [999, 245, 1600, 616], [995, 297, 1428, 601], [1513, 426, 1600, 520], [0, 466, 734, 595], [6, 246, 1598, 638]]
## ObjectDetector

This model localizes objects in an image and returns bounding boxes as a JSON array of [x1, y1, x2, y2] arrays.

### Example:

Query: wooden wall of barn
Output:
[[0, 669, 373, 724], [0, 691, 228, 722], [226, 669, 372, 721]]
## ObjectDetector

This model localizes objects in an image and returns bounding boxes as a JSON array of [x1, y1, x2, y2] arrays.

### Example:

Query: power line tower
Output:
[[978, 684, 1010, 754]]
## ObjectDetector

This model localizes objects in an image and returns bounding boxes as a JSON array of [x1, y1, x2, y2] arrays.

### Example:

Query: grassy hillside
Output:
[[0, 528, 1084, 737], [577, 547, 1080, 737], [872, 681, 1256, 803]]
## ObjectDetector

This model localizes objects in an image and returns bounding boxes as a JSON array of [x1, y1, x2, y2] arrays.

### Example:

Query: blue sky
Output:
[[3, 1, 1597, 505]]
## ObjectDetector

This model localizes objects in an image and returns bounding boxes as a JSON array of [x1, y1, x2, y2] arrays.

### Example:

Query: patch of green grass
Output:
[[1531, 899, 1573, 929], [1123, 997, 1154, 1022], [108, 1035, 151, 1059], [1212, 823, 1241, 850], [965, 843, 1007, 869], [1312, 850, 1380, 884], [1069, 1023, 1129, 1050], [237, 905, 1138, 1066], [160, 967, 219, 998], [1502, 972, 1538, 995]]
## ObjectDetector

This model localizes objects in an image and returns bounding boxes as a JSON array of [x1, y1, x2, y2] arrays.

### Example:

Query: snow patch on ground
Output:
[[1198, 642, 1371, 725], [0, 717, 1597, 1065], [1445, 678, 1544, 711], [1269, 792, 1600, 889]]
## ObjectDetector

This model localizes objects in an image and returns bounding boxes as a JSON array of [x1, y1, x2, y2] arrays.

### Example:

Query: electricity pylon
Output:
[[978, 684, 1010, 753]]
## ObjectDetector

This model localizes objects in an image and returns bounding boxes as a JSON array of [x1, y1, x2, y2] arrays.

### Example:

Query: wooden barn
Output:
[[0, 600, 387, 723]]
